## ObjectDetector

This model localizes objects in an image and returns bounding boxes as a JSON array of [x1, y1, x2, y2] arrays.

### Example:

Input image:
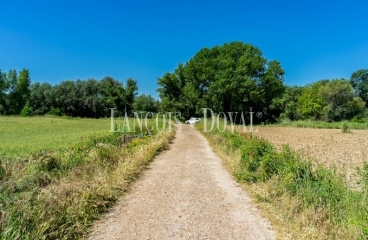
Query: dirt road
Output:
[[87, 124, 274, 240]]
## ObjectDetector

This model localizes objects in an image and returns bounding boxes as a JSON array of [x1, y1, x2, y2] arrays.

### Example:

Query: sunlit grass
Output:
[[0, 116, 112, 157]]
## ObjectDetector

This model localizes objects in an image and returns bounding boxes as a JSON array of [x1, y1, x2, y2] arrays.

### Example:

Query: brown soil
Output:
[[87, 124, 274, 240], [255, 126, 368, 185]]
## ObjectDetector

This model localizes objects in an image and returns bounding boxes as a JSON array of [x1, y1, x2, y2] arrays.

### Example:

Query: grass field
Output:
[[0, 116, 112, 157], [0, 116, 163, 157]]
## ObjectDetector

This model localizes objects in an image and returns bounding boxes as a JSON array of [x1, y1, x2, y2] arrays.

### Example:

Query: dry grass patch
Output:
[[255, 126, 368, 186]]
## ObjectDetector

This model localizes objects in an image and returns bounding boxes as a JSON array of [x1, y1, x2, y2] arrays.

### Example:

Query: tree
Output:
[[6, 69, 19, 114], [157, 63, 188, 114], [81, 78, 101, 118], [53, 80, 84, 117], [271, 85, 304, 120], [319, 79, 363, 121], [99, 77, 125, 116], [350, 69, 368, 104], [157, 41, 285, 121], [17, 69, 31, 111], [29, 82, 53, 115], [125, 78, 138, 115], [0, 69, 8, 115], [260, 60, 285, 119], [133, 94, 158, 112], [297, 80, 327, 119], [345, 97, 366, 119]]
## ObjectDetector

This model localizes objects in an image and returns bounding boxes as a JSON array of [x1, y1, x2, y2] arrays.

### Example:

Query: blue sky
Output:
[[1, 0, 367, 98]]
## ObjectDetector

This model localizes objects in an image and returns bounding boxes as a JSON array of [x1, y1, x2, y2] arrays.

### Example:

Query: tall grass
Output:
[[0, 116, 175, 239], [196, 122, 368, 239]]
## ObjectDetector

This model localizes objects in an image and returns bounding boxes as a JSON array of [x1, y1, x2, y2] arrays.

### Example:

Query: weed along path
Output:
[[87, 124, 274, 240]]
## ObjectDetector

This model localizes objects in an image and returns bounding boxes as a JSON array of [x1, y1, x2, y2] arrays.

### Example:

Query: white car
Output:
[[185, 117, 201, 124]]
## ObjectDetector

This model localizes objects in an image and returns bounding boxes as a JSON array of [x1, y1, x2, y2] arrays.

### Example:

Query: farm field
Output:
[[255, 126, 368, 185], [0, 116, 113, 157]]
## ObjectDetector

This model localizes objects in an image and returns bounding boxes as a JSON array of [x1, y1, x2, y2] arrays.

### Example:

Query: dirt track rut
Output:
[[87, 124, 275, 240]]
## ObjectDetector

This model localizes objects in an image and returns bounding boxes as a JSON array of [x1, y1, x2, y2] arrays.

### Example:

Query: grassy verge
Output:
[[0, 117, 175, 239], [275, 119, 368, 130], [196, 122, 368, 239]]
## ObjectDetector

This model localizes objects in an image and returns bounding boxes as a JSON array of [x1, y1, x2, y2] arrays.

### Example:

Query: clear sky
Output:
[[1, 0, 367, 98]]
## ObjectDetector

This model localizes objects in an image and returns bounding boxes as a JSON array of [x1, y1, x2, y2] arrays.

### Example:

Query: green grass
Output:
[[0, 116, 164, 157], [0, 116, 175, 239], [196, 121, 368, 239], [0, 116, 112, 157]]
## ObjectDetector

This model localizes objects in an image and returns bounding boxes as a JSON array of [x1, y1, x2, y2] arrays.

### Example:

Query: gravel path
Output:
[[87, 124, 275, 240]]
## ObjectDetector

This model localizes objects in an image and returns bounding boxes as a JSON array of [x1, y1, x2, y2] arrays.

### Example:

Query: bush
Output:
[[342, 122, 350, 133], [47, 107, 62, 116], [20, 105, 33, 117]]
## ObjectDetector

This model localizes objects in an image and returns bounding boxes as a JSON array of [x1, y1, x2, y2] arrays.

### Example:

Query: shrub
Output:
[[20, 105, 33, 117], [47, 107, 62, 116], [342, 122, 350, 133]]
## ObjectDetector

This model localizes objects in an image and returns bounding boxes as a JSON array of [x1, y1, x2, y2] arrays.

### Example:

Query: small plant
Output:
[[342, 122, 350, 133]]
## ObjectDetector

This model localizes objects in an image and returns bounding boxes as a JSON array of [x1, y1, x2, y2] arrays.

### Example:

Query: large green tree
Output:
[[157, 41, 285, 121]]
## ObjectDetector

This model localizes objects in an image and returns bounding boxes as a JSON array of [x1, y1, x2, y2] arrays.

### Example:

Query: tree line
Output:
[[273, 76, 368, 122], [2, 41, 368, 122], [0, 70, 158, 118], [158, 41, 368, 122]]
